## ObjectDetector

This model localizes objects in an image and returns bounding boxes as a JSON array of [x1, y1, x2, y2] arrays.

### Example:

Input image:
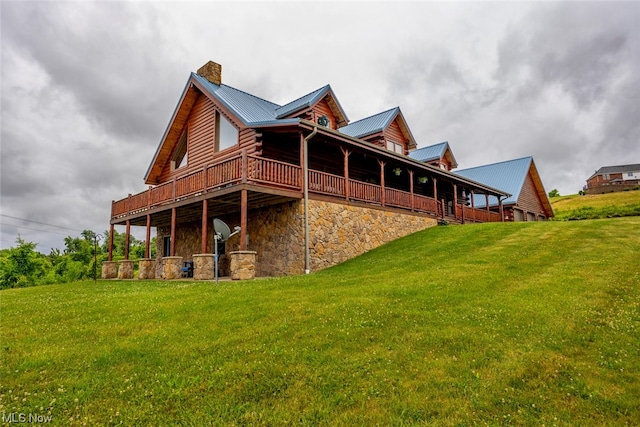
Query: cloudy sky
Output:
[[1, 1, 639, 251]]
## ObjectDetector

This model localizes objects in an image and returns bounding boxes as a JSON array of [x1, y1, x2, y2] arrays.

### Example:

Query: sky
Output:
[[1, 1, 639, 252]]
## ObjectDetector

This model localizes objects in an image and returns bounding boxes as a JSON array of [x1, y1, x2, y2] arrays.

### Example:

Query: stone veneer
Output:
[[117, 260, 134, 279], [162, 256, 183, 279], [156, 198, 437, 278], [138, 259, 156, 279], [101, 261, 117, 279], [193, 254, 215, 280], [230, 251, 257, 280]]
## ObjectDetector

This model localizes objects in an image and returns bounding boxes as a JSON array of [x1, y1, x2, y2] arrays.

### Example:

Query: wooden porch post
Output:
[[201, 200, 208, 253], [145, 214, 151, 258], [453, 183, 458, 220], [124, 220, 131, 260], [379, 160, 386, 207], [108, 223, 114, 262], [341, 148, 351, 201], [499, 198, 505, 222], [409, 170, 414, 212], [471, 190, 475, 223], [433, 177, 438, 203], [170, 207, 176, 257], [299, 132, 304, 188], [240, 189, 248, 250], [485, 194, 490, 212]]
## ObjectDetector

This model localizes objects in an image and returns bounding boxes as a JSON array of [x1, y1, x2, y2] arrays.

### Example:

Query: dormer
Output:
[[338, 107, 417, 155], [275, 85, 348, 130], [408, 141, 458, 171]]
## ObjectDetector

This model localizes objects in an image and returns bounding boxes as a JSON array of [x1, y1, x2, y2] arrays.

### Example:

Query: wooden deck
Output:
[[111, 150, 501, 224]]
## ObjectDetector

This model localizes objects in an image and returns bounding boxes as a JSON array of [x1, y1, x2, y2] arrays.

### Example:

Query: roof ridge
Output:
[[411, 141, 448, 152], [275, 84, 330, 113], [457, 156, 532, 172], [344, 106, 399, 127], [219, 82, 282, 108]]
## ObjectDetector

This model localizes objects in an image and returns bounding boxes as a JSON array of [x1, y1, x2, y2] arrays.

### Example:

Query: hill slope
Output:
[[1, 218, 639, 425], [551, 190, 640, 220]]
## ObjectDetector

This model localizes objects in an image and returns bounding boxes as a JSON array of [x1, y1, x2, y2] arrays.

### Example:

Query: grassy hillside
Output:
[[1, 218, 639, 425], [551, 189, 640, 220]]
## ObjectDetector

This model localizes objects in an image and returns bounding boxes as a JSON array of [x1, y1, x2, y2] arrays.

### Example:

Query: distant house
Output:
[[455, 157, 554, 221], [104, 60, 509, 280], [585, 164, 640, 194], [408, 141, 458, 171]]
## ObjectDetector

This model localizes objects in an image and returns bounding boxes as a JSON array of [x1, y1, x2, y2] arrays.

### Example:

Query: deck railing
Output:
[[112, 150, 503, 223]]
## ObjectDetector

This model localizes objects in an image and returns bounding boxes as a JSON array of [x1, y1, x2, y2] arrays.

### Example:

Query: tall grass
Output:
[[1, 218, 639, 425], [551, 190, 640, 220]]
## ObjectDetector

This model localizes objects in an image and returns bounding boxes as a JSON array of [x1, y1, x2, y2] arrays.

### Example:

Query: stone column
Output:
[[117, 260, 134, 279], [101, 261, 117, 279], [162, 256, 183, 280], [138, 258, 156, 280], [229, 251, 257, 280], [193, 254, 215, 280]]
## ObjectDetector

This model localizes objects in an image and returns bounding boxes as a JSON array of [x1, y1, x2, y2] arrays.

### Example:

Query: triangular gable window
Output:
[[171, 130, 188, 170], [216, 111, 238, 152]]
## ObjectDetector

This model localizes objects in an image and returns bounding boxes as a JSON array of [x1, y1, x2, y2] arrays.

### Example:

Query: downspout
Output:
[[303, 126, 318, 274]]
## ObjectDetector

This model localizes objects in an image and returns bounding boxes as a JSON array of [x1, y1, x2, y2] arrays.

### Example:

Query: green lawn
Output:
[[551, 190, 640, 220], [1, 218, 639, 425]]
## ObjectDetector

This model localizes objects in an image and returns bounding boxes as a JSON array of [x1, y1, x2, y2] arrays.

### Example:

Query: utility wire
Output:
[[0, 222, 77, 236], [0, 214, 86, 233]]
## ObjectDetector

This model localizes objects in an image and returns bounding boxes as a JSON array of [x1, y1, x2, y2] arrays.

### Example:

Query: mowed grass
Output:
[[551, 190, 640, 220], [1, 218, 639, 426]]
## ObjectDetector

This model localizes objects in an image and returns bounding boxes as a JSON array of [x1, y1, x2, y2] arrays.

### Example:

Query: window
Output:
[[163, 236, 171, 257], [628, 172, 634, 177], [215, 111, 238, 152], [386, 140, 404, 154], [603, 173, 610, 180], [171, 130, 187, 170]]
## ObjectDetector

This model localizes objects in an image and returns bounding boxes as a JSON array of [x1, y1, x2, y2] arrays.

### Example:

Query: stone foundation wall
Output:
[[156, 199, 437, 277], [307, 200, 438, 271]]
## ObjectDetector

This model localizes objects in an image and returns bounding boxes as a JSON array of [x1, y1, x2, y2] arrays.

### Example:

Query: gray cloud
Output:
[[1, 1, 638, 251]]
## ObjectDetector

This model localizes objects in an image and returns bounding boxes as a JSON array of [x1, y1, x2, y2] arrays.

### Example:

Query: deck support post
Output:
[[124, 220, 131, 260], [145, 214, 151, 259], [201, 200, 208, 253], [170, 207, 177, 257], [108, 223, 114, 262], [240, 189, 248, 250]]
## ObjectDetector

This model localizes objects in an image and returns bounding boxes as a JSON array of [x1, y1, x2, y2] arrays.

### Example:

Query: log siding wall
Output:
[[156, 94, 257, 184], [383, 120, 408, 155], [517, 172, 546, 217]]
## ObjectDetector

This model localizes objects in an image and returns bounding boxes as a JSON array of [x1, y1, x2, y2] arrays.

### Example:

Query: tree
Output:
[[548, 189, 560, 198], [0, 237, 50, 289]]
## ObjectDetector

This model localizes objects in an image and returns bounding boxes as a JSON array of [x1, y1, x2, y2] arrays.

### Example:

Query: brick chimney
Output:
[[197, 61, 222, 85]]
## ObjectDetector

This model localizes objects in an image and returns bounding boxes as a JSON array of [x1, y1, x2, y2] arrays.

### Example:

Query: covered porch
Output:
[[105, 126, 507, 279]]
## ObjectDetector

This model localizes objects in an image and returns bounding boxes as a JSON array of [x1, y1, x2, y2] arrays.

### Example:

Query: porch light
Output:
[[418, 176, 428, 184], [393, 167, 403, 176]]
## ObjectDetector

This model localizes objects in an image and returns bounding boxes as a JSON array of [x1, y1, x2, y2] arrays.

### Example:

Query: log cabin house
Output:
[[103, 60, 510, 280]]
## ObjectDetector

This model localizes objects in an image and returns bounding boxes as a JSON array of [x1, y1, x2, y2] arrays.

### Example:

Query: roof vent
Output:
[[197, 61, 222, 85]]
